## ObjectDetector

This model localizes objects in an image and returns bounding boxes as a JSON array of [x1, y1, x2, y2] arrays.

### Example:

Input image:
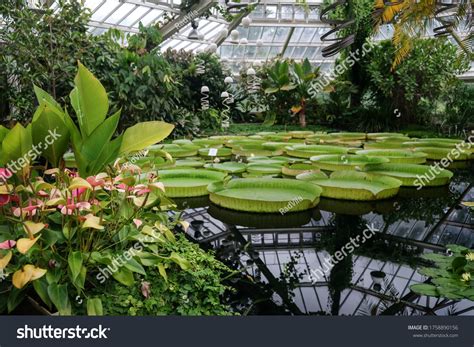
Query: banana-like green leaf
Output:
[[1, 123, 32, 171], [32, 104, 70, 167], [120, 121, 174, 155], [72, 62, 109, 137], [33, 85, 63, 115], [208, 178, 322, 213], [80, 110, 120, 162]]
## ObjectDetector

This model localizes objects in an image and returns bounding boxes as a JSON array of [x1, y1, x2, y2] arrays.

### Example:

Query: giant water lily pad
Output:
[[232, 144, 283, 157], [204, 162, 247, 174], [310, 154, 389, 171], [152, 144, 199, 158], [364, 163, 454, 187], [285, 144, 348, 158], [159, 169, 226, 197], [288, 131, 314, 138], [411, 147, 471, 160], [296, 171, 402, 201], [174, 159, 205, 168], [246, 163, 282, 175], [208, 178, 322, 213], [355, 149, 427, 164], [282, 163, 325, 177]]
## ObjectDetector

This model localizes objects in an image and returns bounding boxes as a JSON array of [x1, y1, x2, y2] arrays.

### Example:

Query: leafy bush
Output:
[[97, 234, 233, 316], [0, 0, 112, 124], [361, 38, 469, 125], [0, 1, 228, 138], [411, 245, 474, 301]]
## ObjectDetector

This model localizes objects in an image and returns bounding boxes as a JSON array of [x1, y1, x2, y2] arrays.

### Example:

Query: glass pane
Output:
[[265, 5, 278, 19], [120, 6, 149, 27], [139, 9, 163, 26], [267, 46, 281, 59], [292, 46, 306, 59], [273, 27, 290, 42], [91, 0, 119, 21], [290, 27, 304, 42], [248, 27, 262, 41], [220, 45, 233, 58], [283, 47, 294, 58], [250, 5, 265, 19], [300, 28, 316, 42], [255, 47, 270, 59], [294, 5, 306, 20], [261, 27, 276, 41], [303, 47, 317, 59], [107, 3, 135, 25], [280, 5, 293, 20]]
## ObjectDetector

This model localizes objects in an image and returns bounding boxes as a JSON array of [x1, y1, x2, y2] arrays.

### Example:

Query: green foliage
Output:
[[362, 38, 469, 125], [0, 2, 227, 138], [0, 0, 113, 124], [411, 245, 474, 301], [98, 234, 234, 316], [260, 59, 320, 127], [33, 63, 174, 176]]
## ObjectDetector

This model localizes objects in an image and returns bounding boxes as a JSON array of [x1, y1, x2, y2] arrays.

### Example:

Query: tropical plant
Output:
[[410, 244, 474, 301], [0, 0, 114, 124], [32, 63, 174, 177], [0, 161, 232, 315], [360, 39, 469, 126], [262, 59, 320, 128], [373, 0, 473, 67]]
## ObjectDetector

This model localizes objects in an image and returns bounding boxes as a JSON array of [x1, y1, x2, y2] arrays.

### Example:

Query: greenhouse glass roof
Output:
[[40, 0, 473, 78]]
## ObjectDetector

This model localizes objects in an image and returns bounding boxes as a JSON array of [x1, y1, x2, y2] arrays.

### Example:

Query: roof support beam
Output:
[[279, 26, 294, 57], [159, 0, 215, 41]]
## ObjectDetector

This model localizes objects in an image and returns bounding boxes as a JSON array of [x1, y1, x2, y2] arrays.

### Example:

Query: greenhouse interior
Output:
[[0, 0, 473, 318]]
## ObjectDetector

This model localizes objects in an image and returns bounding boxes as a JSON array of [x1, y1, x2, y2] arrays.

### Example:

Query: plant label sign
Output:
[[208, 148, 218, 157]]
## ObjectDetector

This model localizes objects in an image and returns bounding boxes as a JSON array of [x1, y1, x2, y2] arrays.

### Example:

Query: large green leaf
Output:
[[80, 110, 120, 162], [87, 135, 123, 175], [410, 283, 439, 297], [86, 298, 103, 316], [119, 121, 174, 155], [33, 85, 63, 115], [72, 62, 109, 137], [160, 169, 226, 198], [68, 251, 83, 282], [296, 170, 402, 201], [1, 123, 32, 170], [208, 178, 322, 213], [32, 105, 70, 167], [47, 283, 72, 315], [112, 267, 134, 286]]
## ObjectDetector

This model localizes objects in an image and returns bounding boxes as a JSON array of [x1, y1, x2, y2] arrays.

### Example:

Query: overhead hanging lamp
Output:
[[188, 20, 200, 40]]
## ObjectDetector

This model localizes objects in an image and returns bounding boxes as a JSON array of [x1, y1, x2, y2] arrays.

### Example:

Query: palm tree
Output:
[[373, 0, 473, 67]]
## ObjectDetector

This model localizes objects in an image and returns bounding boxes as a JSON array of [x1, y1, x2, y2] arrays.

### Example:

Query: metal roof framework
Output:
[[38, 0, 473, 79]]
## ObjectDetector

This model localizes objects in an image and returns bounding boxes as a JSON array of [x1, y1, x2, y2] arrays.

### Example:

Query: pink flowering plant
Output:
[[0, 64, 232, 316]]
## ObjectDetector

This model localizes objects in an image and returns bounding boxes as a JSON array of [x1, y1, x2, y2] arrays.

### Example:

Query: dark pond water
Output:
[[176, 162, 474, 315]]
